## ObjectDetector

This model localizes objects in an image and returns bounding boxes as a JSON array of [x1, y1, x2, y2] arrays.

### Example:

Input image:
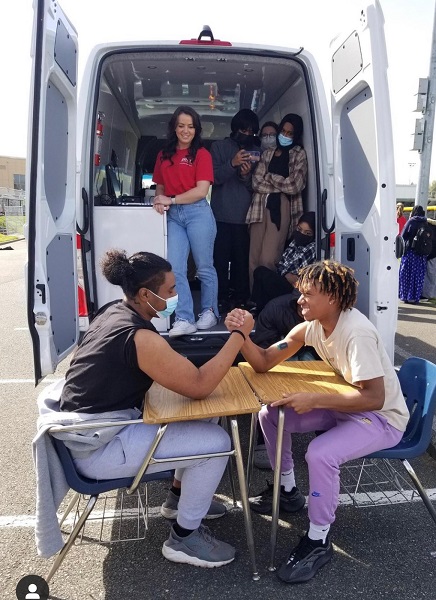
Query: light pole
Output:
[[408, 162, 416, 184]]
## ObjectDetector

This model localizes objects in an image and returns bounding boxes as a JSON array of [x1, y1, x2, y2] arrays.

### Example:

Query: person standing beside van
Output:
[[153, 106, 218, 337], [399, 205, 431, 304], [210, 109, 260, 313], [396, 202, 407, 234], [246, 114, 308, 290]]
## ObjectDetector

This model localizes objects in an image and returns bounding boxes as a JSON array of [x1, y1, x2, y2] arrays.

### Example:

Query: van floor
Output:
[[165, 282, 248, 366]]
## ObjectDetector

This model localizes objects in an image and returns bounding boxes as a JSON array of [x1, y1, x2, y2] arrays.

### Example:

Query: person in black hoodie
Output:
[[210, 109, 260, 312]]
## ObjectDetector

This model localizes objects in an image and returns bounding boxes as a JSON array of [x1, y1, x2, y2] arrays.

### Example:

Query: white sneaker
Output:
[[168, 319, 197, 338], [196, 309, 218, 330]]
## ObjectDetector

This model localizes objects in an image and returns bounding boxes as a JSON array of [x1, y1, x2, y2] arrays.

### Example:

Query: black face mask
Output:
[[233, 132, 258, 149], [292, 231, 314, 247]]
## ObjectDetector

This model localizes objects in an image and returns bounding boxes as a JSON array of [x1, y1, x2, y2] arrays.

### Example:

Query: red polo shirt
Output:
[[153, 147, 214, 196]]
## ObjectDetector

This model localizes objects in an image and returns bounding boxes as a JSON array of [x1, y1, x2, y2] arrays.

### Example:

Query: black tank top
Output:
[[60, 301, 157, 413]]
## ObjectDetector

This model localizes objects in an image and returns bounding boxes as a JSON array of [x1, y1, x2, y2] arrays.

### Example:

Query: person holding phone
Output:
[[210, 109, 260, 312], [246, 114, 308, 290]]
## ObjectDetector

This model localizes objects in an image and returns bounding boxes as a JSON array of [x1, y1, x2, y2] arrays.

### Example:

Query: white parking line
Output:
[[1, 490, 435, 529], [0, 379, 60, 384], [394, 344, 412, 360]]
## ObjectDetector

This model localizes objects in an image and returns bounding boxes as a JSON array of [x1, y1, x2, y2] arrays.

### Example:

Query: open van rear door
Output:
[[26, 0, 78, 383], [330, 0, 398, 360]]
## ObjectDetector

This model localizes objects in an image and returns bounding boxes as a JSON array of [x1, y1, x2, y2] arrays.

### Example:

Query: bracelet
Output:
[[230, 329, 246, 341], [170, 195, 176, 204]]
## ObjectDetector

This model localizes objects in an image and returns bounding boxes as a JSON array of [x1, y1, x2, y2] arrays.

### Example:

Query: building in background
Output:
[[0, 156, 25, 191]]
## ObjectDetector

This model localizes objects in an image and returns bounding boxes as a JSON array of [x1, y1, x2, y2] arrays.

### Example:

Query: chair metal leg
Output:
[[58, 491, 80, 527], [402, 459, 436, 526], [126, 424, 168, 494], [230, 417, 260, 581], [46, 494, 99, 583]]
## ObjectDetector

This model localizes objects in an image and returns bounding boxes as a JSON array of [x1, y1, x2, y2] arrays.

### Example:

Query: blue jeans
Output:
[[167, 199, 218, 323]]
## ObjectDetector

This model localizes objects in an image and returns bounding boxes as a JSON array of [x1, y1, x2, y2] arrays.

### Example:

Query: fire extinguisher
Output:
[[94, 111, 105, 166]]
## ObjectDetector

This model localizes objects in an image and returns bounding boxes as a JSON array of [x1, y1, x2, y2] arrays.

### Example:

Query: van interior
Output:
[[84, 41, 328, 359]]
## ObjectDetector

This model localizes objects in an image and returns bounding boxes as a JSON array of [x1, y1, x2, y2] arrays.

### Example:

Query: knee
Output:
[[305, 438, 327, 466], [209, 424, 231, 453], [305, 439, 337, 471], [259, 405, 277, 431]]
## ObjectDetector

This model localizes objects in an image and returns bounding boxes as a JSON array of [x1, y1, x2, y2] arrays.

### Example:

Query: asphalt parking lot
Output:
[[1, 239, 436, 600]]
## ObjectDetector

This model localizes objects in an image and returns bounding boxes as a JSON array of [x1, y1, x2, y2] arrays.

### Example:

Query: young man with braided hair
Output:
[[225, 260, 408, 584]]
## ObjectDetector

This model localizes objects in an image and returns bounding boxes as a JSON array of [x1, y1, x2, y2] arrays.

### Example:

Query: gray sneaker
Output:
[[161, 489, 227, 520], [162, 524, 235, 568]]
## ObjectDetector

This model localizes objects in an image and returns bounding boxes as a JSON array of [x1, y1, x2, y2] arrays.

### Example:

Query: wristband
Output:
[[230, 329, 246, 341], [170, 195, 176, 204]]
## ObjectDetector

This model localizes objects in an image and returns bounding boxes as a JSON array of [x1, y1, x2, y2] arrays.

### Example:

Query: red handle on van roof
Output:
[[179, 39, 232, 46], [180, 25, 232, 46]]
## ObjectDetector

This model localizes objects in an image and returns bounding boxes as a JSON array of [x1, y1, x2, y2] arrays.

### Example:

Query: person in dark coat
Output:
[[399, 205, 429, 304]]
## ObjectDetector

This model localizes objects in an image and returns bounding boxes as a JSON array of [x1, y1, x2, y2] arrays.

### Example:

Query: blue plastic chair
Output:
[[365, 356, 436, 524], [47, 435, 173, 582]]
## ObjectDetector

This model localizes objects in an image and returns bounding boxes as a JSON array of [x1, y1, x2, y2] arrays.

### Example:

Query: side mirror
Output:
[[395, 235, 405, 259]]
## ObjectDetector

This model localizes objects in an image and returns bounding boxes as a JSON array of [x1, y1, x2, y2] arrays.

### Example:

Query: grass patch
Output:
[[0, 233, 19, 244]]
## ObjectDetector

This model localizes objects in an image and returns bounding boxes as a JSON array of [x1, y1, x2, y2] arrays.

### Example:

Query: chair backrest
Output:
[[397, 357, 436, 454], [51, 435, 172, 496]]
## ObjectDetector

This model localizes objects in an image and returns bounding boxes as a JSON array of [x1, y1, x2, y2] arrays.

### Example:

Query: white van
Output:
[[26, 0, 400, 382]]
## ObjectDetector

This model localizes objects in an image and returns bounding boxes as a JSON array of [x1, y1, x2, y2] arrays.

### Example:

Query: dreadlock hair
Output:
[[101, 249, 172, 300], [297, 260, 358, 312]]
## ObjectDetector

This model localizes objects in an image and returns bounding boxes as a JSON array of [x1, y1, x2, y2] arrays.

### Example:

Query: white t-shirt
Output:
[[305, 308, 409, 432]]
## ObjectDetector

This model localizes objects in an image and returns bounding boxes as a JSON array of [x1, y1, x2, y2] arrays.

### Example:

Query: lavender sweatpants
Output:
[[259, 405, 403, 526]]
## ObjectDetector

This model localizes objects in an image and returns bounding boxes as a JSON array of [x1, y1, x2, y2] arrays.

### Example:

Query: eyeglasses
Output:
[[296, 225, 313, 237], [260, 134, 276, 139]]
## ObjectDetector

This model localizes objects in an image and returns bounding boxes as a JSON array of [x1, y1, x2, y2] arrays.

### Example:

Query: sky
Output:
[[1, 0, 436, 184]]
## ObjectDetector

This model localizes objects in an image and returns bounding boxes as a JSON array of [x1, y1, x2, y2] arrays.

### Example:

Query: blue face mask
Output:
[[147, 290, 178, 319], [278, 133, 293, 147]]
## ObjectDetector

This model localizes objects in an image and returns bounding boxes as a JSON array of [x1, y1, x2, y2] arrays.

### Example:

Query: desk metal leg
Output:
[[222, 417, 237, 507], [246, 412, 258, 493], [230, 417, 260, 581], [269, 406, 285, 571]]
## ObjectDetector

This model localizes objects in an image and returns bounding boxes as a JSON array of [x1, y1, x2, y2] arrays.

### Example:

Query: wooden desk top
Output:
[[238, 361, 354, 404], [143, 367, 261, 424]]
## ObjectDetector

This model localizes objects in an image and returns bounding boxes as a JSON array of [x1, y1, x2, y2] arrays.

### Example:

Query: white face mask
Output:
[[147, 290, 178, 318], [261, 134, 276, 150]]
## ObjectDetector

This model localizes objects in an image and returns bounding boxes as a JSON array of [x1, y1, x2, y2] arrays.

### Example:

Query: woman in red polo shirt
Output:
[[153, 106, 218, 337]]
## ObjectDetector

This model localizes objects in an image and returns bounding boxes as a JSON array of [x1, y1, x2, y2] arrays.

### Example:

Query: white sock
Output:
[[280, 469, 296, 492], [308, 522, 330, 543]]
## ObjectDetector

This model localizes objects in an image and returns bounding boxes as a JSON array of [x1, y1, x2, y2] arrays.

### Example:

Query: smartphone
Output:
[[247, 150, 260, 163]]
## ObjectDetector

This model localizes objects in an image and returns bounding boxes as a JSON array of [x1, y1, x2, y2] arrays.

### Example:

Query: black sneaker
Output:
[[249, 482, 305, 515], [277, 533, 333, 584]]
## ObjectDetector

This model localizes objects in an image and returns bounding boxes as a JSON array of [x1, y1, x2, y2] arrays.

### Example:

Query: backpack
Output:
[[411, 222, 433, 256]]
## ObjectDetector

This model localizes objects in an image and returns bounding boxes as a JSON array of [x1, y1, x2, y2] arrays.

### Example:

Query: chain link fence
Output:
[[0, 189, 25, 237], [3, 205, 25, 236]]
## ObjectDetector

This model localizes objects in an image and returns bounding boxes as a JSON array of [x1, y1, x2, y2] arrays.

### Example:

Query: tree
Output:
[[429, 180, 436, 199]]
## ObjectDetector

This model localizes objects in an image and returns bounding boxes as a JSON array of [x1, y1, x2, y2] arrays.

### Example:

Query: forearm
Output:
[[171, 185, 209, 204], [239, 336, 301, 372], [312, 388, 384, 413], [193, 334, 247, 397]]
